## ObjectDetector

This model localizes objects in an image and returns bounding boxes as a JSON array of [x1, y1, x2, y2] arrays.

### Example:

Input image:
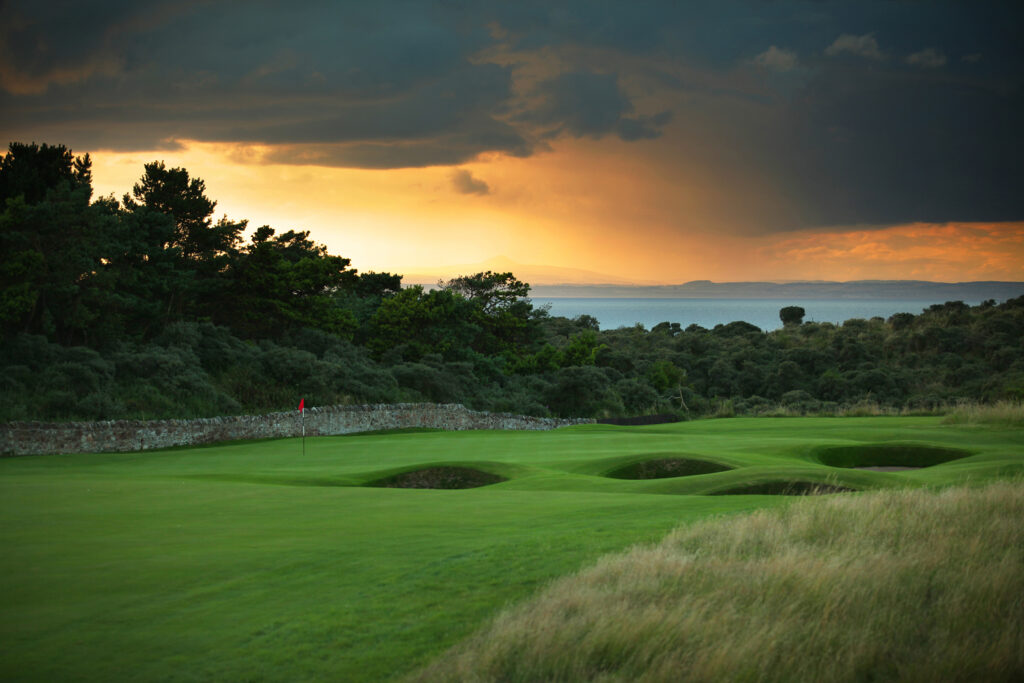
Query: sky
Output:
[[1, 0, 1022, 284]]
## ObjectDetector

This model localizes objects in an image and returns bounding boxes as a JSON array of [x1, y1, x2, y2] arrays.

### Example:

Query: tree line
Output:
[[2, 142, 1022, 422]]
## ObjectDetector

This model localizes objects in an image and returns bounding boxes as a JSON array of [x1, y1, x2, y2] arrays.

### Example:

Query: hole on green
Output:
[[367, 466, 506, 490]]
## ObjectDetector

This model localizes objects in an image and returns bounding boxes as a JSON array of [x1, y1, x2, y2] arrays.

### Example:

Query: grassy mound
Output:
[[815, 442, 970, 469], [367, 466, 506, 489], [411, 480, 1024, 682], [710, 480, 854, 495], [605, 457, 732, 480]]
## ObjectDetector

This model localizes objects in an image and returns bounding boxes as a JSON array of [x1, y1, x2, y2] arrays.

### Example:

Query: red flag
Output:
[[298, 398, 305, 413]]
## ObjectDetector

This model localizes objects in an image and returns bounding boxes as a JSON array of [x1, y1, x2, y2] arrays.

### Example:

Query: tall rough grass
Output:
[[942, 401, 1024, 426], [411, 481, 1024, 682]]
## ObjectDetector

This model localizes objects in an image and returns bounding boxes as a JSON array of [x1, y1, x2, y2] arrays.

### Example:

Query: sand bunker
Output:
[[711, 481, 855, 496], [606, 457, 732, 480], [816, 443, 970, 469], [367, 466, 506, 489]]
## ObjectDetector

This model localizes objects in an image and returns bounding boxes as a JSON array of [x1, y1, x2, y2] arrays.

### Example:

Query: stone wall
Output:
[[0, 403, 593, 457]]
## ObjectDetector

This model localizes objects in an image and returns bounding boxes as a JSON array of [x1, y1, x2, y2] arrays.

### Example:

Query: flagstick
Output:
[[302, 408, 306, 457]]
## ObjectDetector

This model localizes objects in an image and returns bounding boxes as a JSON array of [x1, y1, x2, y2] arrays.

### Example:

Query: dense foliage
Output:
[[3, 142, 1023, 421]]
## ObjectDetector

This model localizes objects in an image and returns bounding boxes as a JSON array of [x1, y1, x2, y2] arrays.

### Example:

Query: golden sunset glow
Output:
[[7, 0, 1018, 288], [757, 223, 1024, 282], [88, 141, 1024, 284]]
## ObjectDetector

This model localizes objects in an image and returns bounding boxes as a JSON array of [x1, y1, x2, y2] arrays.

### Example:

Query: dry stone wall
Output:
[[0, 403, 593, 457]]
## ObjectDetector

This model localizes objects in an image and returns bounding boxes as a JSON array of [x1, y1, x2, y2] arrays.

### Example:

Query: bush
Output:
[[614, 378, 661, 415], [391, 362, 474, 404], [546, 366, 620, 417]]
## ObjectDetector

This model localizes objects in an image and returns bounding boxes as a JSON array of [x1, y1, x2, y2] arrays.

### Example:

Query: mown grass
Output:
[[1, 417, 1022, 681], [412, 480, 1024, 682]]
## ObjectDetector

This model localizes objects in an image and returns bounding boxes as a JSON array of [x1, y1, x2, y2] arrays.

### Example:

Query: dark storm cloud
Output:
[[0, 0, 666, 167], [770, 55, 1024, 227], [0, 0, 532, 165], [519, 71, 669, 141], [1, 0, 1022, 226]]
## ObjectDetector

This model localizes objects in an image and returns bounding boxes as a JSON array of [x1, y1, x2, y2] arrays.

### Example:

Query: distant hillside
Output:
[[529, 280, 1024, 300], [399, 257, 1024, 301], [400, 256, 652, 286]]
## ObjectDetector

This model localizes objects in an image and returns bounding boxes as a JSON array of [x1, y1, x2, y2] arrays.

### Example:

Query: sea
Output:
[[529, 298, 984, 332]]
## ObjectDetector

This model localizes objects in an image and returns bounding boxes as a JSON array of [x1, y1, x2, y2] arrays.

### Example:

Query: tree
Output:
[[0, 208, 44, 334], [779, 306, 806, 326], [336, 271, 404, 341], [0, 142, 91, 204], [545, 366, 618, 417], [647, 359, 689, 410], [714, 320, 762, 336], [367, 286, 479, 361], [91, 200, 183, 340], [124, 161, 241, 261], [770, 359, 804, 395], [0, 144, 113, 343], [651, 321, 682, 336], [561, 330, 604, 366], [439, 271, 529, 314], [615, 378, 661, 414], [349, 271, 402, 299], [222, 226, 356, 338], [123, 162, 245, 321], [888, 312, 916, 331], [439, 271, 540, 355]]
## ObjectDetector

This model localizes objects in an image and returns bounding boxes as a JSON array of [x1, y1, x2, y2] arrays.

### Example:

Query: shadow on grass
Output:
[[815, 443, 971, 469], [606, 457, 733, 480], [365, 466, 507, 489], [710, 481, 856, 495]]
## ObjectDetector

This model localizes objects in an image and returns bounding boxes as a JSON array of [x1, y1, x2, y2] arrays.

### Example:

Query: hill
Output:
[[529, 279, 1024, 300], [400, 255, 652, 286]]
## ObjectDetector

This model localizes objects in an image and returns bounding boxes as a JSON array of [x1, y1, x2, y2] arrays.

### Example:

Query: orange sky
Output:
[[5, 2, 1022, 286], [87, 140, 1024, 284]]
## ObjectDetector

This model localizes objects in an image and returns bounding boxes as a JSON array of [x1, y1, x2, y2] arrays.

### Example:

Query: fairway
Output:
[[2, 417, 1022, 681]]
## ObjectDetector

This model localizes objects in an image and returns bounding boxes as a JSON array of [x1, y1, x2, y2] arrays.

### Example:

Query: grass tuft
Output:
[[941, 401, 1024, 426], [411, 480, 1024, 682]]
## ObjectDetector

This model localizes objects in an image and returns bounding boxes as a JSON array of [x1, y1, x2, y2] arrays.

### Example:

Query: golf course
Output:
[[2, 416, 1022, 681]]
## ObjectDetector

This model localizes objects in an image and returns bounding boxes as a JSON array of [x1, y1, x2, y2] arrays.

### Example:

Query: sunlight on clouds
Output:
[[0, 57, 122, 95], [87, 141, 1024, 284], [757, 223, 1024, 281], [88, 140, 550, 273]]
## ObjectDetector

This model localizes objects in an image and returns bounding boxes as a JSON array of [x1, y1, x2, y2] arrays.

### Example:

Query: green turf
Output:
[[1, 417, 1021, 681]]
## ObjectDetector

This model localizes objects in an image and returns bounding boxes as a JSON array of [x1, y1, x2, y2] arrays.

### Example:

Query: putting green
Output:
[[1, 417, 1021, 681]]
